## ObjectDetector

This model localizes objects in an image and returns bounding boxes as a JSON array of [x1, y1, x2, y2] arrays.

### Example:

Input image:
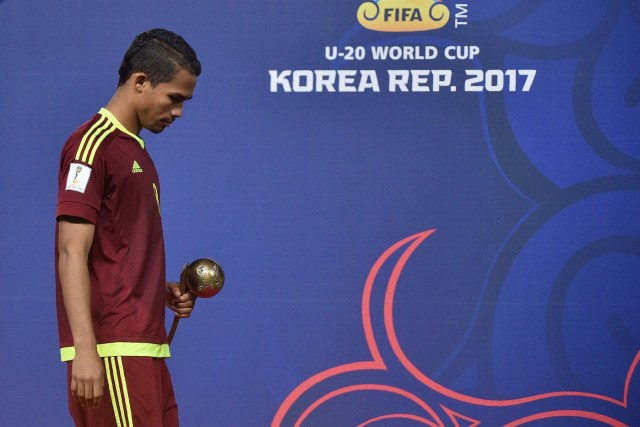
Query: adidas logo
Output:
[[132, 160, 143, 173]]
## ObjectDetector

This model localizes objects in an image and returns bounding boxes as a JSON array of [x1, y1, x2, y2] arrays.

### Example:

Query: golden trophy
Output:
[[168, 258, 225, 344]]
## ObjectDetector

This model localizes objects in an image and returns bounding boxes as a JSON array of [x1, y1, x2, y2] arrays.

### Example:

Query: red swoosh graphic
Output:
[[296, 384, 444, 427], [272, 229, 638, 426]]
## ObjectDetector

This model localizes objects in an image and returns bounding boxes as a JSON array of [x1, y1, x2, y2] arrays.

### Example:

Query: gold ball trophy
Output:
[[168, 258, 225, 344]]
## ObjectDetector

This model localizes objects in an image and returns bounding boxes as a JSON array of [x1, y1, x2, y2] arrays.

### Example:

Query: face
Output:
[[136, 68, 197, 134]]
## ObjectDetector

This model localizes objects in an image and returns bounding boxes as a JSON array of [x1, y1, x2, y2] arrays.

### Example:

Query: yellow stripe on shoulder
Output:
[[75, 115, 107, 162], [79, 121, 116, 165], [87, 122, 116, 165], [74, 109, 146, 166]]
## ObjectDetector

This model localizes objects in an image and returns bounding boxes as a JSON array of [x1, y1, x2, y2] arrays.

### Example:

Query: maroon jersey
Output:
[[55, 108, 170, 361]]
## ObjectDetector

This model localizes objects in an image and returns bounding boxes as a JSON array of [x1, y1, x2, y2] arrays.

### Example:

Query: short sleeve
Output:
[[56, 143, 107, 225]]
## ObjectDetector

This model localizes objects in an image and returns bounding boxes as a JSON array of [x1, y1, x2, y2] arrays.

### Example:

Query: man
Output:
[[55, 28, 201, 426]]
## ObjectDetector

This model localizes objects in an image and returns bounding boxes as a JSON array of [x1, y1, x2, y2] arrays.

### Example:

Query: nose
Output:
[[171, 105, 183, 119]]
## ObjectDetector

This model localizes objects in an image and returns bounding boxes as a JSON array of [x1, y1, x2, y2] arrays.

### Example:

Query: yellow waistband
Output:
[[60, 342, 170, 362]]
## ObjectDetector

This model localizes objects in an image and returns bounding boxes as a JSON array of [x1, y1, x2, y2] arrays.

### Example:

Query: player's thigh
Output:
[[103, 356, 178, 427]]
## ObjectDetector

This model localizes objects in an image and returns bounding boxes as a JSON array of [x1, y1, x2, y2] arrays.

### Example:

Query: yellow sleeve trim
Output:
[[99, 108, 145, 149], [60, 342, 170, 362]]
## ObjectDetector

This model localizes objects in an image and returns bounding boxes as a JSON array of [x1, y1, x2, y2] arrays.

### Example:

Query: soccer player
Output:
[[55, 28, 201, 426]]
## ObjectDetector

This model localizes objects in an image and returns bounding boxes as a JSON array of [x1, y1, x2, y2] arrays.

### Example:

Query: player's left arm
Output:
[[166, 282, 195, 318]]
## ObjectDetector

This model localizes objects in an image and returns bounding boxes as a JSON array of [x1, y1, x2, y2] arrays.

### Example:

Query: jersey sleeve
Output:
[[56, 139, 107, 224]]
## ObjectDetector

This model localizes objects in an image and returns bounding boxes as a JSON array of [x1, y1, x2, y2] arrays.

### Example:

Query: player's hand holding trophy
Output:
[[168, 258, 225, 344]]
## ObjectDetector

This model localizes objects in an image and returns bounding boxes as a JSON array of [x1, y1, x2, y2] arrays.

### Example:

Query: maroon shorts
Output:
[[67, 356, 178, 427]]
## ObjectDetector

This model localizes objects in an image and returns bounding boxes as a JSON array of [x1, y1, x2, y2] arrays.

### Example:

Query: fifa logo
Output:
[[383, 7, 424, 22], [357, 0, 468, 32], [72, 165, 82, 184]]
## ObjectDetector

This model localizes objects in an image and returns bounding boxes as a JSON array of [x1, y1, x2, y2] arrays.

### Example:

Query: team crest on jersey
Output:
[[65, 163, 92, 193]]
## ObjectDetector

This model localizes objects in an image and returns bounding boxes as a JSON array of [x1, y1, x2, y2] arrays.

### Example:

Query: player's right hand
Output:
[[71, 349, 105, 408]]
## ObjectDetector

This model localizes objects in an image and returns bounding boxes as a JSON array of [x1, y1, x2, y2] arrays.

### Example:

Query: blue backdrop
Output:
[[1, 0, 639, 425]]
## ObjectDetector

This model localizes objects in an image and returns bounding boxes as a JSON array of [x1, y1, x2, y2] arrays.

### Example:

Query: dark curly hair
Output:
[[118, 28, 201, 87]]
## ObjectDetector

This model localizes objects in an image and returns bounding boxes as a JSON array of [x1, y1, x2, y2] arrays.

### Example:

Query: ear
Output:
[[133, 73, 150, 92]]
